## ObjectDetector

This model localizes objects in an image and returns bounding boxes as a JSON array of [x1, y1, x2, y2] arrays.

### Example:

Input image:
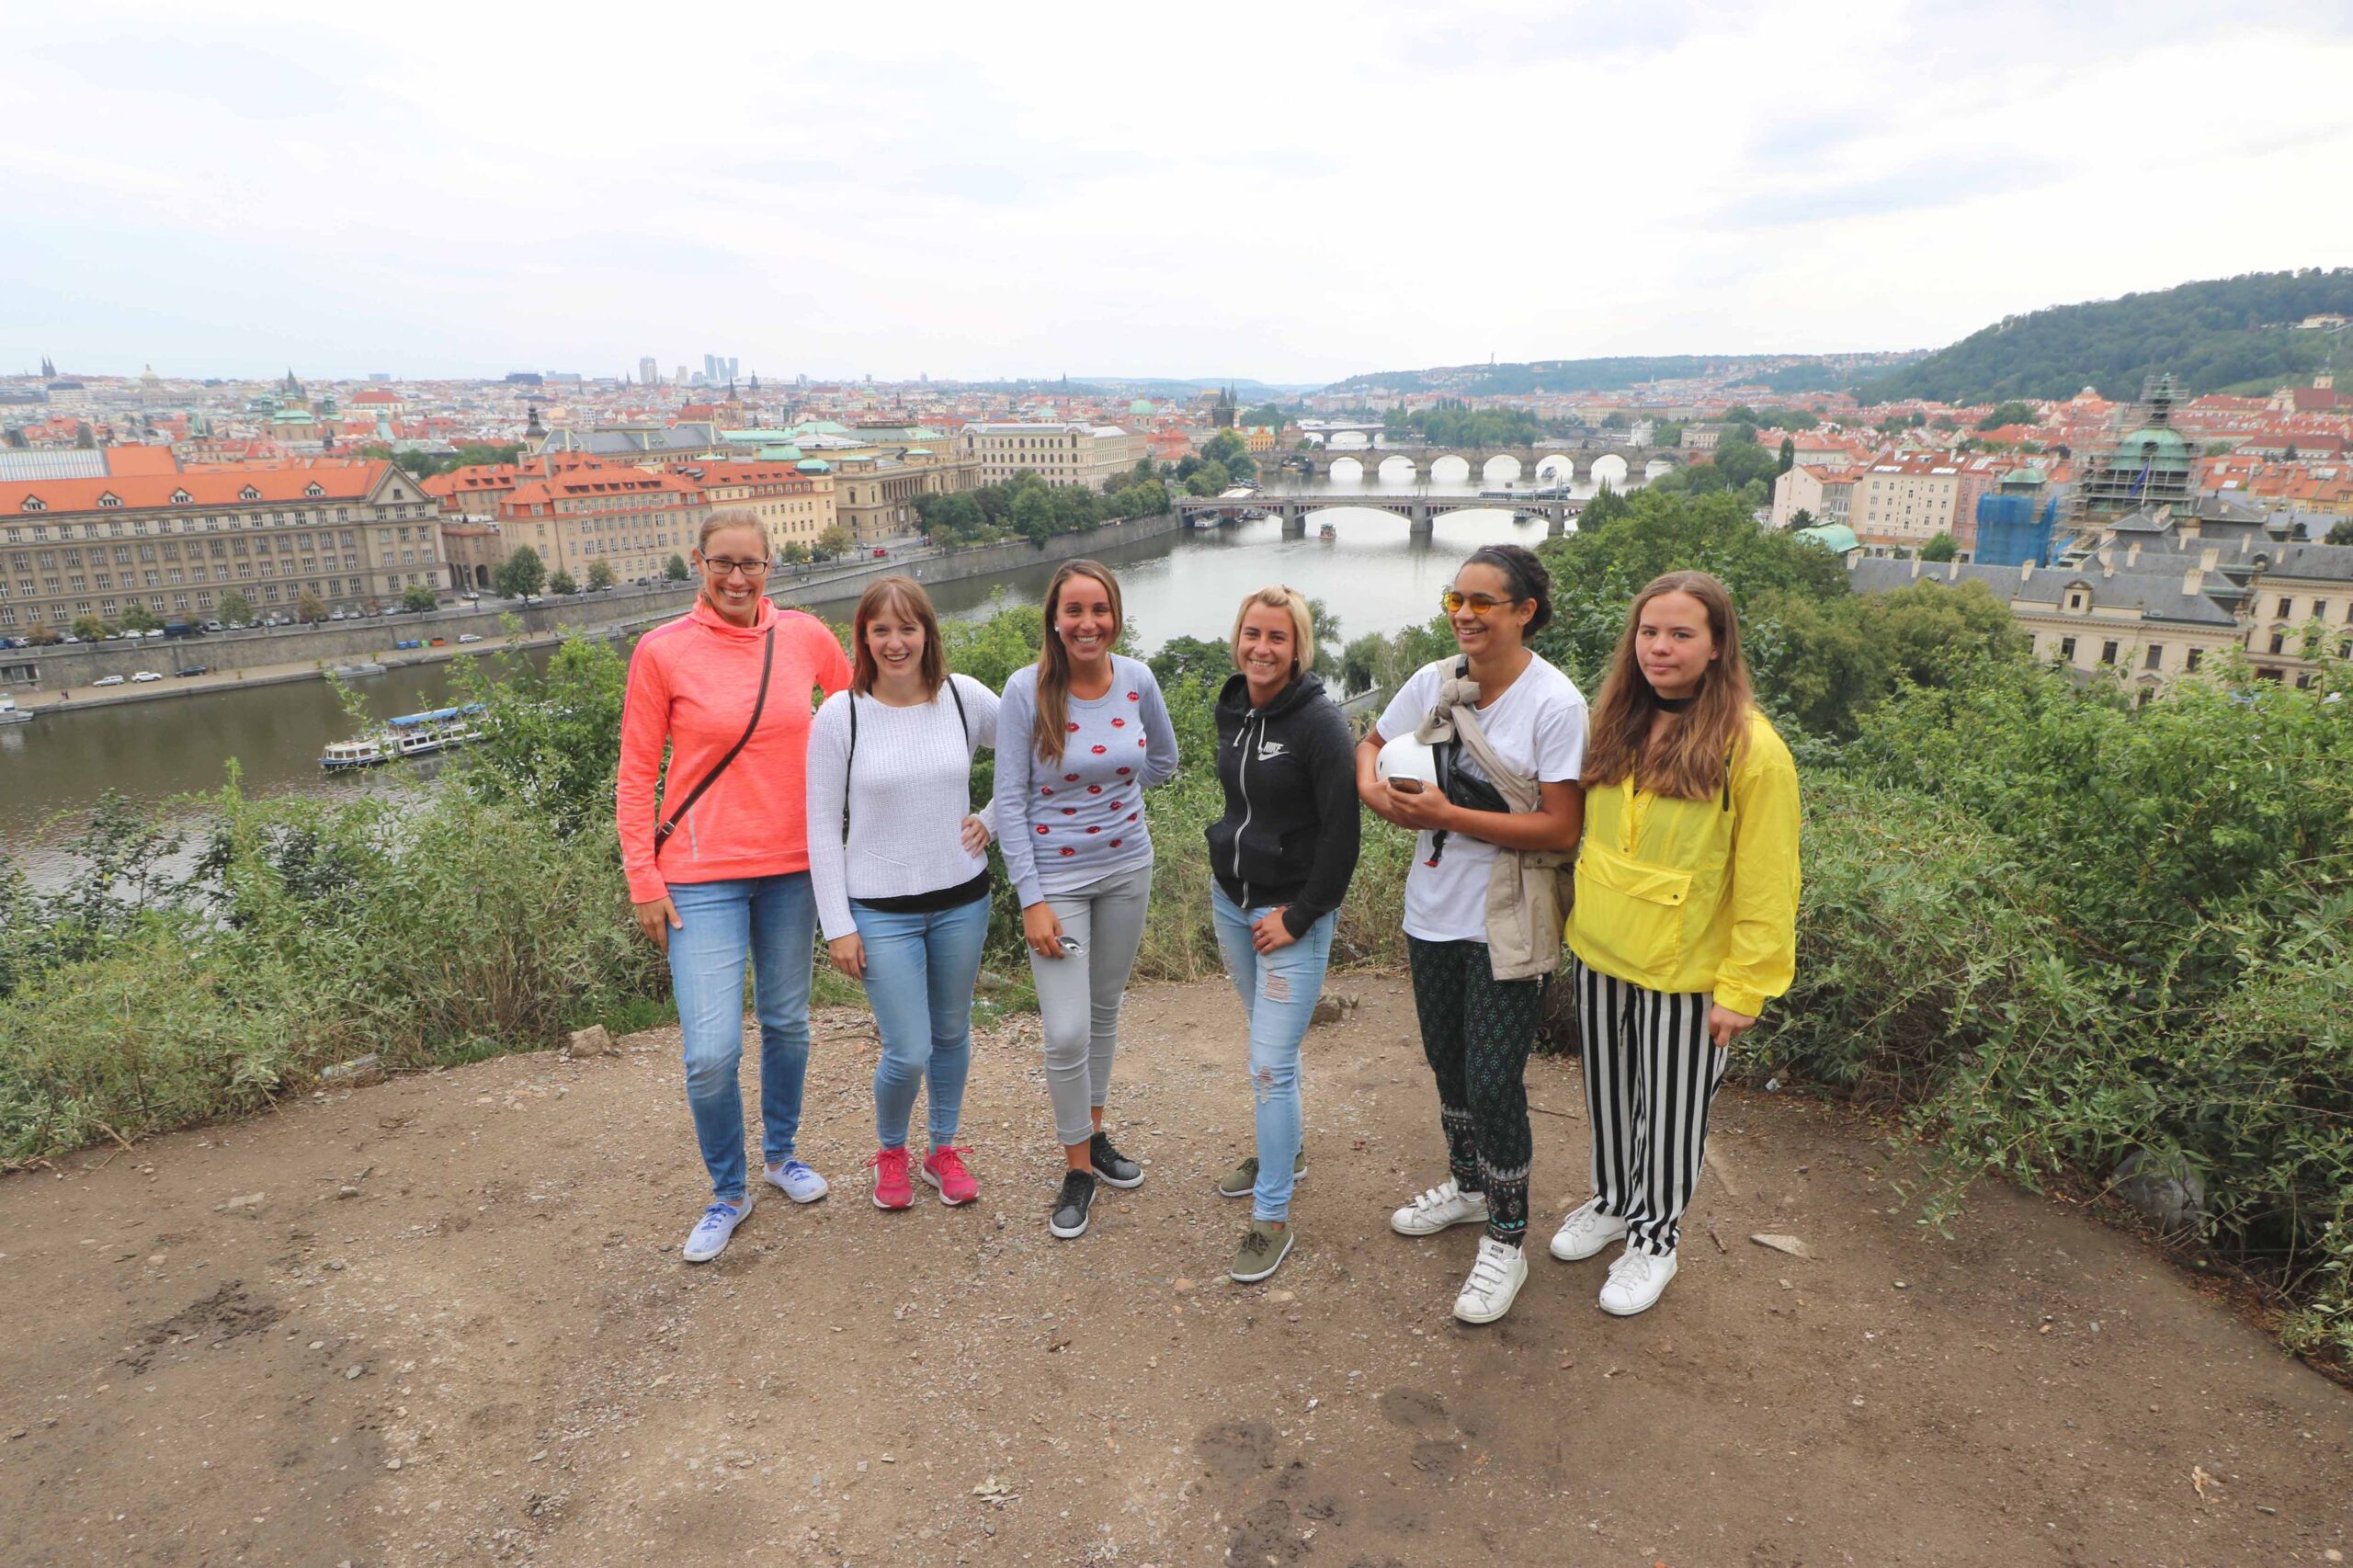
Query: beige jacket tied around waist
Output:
[[1413, 663, 1571, 983]]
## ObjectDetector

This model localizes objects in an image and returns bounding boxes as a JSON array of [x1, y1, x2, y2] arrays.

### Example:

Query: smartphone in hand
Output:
[[1388, 778, 1426, 795]]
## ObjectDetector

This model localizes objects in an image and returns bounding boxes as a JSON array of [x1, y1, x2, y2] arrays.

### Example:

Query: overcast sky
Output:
[[8, 0, 2350, 386]]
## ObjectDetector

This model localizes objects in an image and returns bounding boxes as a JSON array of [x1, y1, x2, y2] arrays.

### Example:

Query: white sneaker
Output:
[[1548, 1197, 1629, 1262], [1390, 1178, 1491, 1237], [1451, 1236, 1529, 1324], [764, 1158, 829, 1203], [1597, 1246, 1678, 1316], [681, 1192, 755, 1264]]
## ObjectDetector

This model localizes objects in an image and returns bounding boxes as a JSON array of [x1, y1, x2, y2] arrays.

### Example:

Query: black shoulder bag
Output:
[[1427, 656, 1507, 867], [654, 626, 775, 858]]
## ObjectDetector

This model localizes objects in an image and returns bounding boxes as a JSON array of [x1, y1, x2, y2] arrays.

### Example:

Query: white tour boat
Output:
[[319, 703, 486, 771]]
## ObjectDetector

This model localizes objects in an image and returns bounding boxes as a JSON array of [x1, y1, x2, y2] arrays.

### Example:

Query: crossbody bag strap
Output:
[[654, 626, 776, 857]]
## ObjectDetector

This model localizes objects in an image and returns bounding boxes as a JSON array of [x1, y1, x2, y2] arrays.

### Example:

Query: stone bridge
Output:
[[1272, 443, 1678, 485], [1176, 492, 1582, 540]]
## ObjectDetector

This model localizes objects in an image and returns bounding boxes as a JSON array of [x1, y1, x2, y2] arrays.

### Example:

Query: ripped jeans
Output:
[[1210, 884, 1337, 1222]]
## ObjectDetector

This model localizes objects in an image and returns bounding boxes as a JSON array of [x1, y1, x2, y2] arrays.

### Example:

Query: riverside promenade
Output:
[[4, 510, 1184, 714]]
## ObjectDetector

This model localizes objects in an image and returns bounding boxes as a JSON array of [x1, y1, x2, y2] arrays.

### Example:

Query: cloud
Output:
[[6, 0, 2351, 381]]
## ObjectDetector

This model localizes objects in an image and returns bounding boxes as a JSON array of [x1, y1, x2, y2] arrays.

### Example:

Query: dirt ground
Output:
[[3, 974, 2347, 1567]]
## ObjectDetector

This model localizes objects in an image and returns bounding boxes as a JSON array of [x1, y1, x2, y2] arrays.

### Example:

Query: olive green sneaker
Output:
[[1215, 1152, 1307, 1199], [1230, 1219, 1293, 1284]]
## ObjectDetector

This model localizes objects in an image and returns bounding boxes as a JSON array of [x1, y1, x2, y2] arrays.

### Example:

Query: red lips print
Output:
[[1091, 744, 1107, 755], [1110, 717, 1125, 728], [1086, 785, 1102, 795]]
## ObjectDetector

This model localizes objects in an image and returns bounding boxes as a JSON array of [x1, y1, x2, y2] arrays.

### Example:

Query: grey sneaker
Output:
[[1216, 1152, 1308, 1199], [1230, 1219, 1293, 1283], [1089, 1131, 1143, 1189], [1049, 1169, 1098, 1239]]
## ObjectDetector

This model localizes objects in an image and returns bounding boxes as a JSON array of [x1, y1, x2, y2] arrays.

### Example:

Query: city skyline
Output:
[[7, 1, 2352, 383]]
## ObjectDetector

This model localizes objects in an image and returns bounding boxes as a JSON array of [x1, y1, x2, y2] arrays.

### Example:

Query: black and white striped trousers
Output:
[[1571, 957, 1731, 1257]]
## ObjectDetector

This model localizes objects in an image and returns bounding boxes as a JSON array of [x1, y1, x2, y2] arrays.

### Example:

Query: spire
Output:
[[40, 355, 56, 379]]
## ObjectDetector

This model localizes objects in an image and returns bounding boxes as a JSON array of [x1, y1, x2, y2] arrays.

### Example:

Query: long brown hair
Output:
[[849, 574, 946, 696], [1032, 560, 1122, 764], [1582, 570, 1756, 800]]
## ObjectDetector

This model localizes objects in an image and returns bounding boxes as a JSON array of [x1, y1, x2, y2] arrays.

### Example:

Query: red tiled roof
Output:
[[2, 460, 398, 514]]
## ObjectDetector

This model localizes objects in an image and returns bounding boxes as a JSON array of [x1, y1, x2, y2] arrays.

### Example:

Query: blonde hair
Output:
[[1229, 585, 1315, 677], [698, 508, 768, 553], [1582, 570, 1756, 801]]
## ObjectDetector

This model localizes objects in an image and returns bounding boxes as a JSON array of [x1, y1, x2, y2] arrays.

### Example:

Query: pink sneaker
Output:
[[870, 1146, 914, 1210], [920, 1145, 979, 1207]]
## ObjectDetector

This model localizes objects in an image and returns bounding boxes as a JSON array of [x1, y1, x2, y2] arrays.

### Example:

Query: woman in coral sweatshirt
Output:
[[618, 510, 851, 1264]]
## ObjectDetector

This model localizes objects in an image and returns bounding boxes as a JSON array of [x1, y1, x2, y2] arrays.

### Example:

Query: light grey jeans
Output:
[[1029, 862, 1154, 1146]]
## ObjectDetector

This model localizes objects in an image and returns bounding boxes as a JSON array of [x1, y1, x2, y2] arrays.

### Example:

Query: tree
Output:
[[495, 545, 547, 599], [1304, 596, 1343, 670], [1599, 411, 1630, 430], [2327, 519, 2353, 546], [1009, 486, 1053, 545], [1787, 507, 1816, 530], [70, 615, 108, 642], [664, 553, 690, 582], [401, 585, 439, 613], [23, 622, 59, 645], [1147, 634, 1234, 692], [1975, 401, 2038, 431], [585, 561, 616, 591], [779, 540, 811, 565], [1340, 632, 1387, 695], [295, 589, 328, 625], [813, 525, 852, 562], [1778, 436, 1796, 477], [1919, 532, 1961, 562], [548, 570, 579, 597], [216, 590, 256, 626], [1199, 429, 1256, 481], [119, 604, 160, 633]]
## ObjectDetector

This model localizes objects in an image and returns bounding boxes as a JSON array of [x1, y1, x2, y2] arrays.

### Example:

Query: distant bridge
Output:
[[1175, 492, 1582, 540], [1275, 443, 1678, 485]]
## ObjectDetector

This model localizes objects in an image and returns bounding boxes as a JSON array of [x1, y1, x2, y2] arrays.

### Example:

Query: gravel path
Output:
[[2, 975, 2347, 1565]]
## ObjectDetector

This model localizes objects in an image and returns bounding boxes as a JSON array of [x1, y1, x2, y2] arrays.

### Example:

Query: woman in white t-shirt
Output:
[[1355, 544, 1587, 1326]]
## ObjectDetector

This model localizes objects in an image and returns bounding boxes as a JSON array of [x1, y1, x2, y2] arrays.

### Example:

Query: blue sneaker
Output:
[[764, 1158, 829, 1204], [682, 1194, 754, 1264]]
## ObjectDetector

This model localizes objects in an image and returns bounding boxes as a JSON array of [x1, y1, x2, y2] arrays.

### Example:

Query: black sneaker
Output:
[[1089, 1130, 1143, 1189], [1050, 1169, 1097, 1239]]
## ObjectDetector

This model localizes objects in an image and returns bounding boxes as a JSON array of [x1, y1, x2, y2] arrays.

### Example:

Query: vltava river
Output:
[[2, 470, 1620, 840]]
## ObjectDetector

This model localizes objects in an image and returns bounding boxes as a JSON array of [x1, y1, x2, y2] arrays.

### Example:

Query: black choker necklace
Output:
[[1654, 694, 1696, 712]]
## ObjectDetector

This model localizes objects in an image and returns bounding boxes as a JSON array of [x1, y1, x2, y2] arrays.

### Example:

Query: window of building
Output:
[[2058, 635, 2076, 663], [2270, 631, 2287, 654], [2099, 641, 2119, 665]]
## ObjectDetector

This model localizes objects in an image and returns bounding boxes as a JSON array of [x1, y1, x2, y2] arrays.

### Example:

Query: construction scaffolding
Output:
[[2070, 373, 2198, 525]]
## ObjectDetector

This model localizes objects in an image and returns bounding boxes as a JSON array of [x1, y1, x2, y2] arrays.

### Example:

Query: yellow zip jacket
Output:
[[1566, 710, 1801, 1017]]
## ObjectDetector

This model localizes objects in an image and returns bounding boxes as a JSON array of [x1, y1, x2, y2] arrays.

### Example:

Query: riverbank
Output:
[[4, 975, 2344, 1566], [1, 508, 1185, 713]]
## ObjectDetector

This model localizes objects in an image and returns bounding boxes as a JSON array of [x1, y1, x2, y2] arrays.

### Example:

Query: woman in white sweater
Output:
[[806, 577, 999, 1210]]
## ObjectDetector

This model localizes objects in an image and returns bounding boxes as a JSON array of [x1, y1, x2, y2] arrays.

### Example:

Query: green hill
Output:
[[1859, 269, 2353, 404], [1324, 355, 1913, 398]]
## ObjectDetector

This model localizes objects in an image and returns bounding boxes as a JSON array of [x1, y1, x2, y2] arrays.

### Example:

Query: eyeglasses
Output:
[[1440, 589, 1522, 616], [701, 556, 771, 578]]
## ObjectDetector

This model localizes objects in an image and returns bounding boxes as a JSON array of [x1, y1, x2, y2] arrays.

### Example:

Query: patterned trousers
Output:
[[1572, 958, 1731, 1256], [1406, 936, 1547, 1246]]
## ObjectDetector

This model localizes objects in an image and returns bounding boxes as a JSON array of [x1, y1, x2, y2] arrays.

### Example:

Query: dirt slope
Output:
[[2, 975, 2347, 1566]]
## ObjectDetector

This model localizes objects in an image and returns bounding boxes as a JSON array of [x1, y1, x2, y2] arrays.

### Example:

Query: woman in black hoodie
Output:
[[1206, 585, 1361, 1284]]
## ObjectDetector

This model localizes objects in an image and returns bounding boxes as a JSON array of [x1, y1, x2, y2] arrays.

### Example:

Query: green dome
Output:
[[1128, 398, 1155, 415], [2116, 426, 2189, 458]]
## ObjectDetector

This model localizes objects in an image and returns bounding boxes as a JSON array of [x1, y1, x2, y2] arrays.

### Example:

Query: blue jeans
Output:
[[667, 874, 818, 1203], [1210, 885, 1337, 1222], [853, 893, 992, 1150]]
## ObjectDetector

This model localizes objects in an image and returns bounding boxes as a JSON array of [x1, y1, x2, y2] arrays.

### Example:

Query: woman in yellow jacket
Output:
[[1552, 570, 1800, 1317]]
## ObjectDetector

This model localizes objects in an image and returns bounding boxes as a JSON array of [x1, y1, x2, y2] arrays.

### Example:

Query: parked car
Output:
[[330, 609, 347, 621], [456, 632, 483, 644], [131, 670, 164, 683], [459, 592, 481, 603], [201, 620, 224, 633], [92, 675, 126, 687], [872, 548, 889, 559], [174, 665, 208, 677], [142, 628, 165, 638]]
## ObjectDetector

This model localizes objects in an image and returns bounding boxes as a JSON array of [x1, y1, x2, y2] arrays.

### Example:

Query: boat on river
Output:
[[319, 703, 486, 770], [329, 661, 388, 678], [0, 694, 31, 724]]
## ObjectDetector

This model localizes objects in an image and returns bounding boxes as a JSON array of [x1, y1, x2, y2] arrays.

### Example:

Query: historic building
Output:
[[0, 459, 443, 630], [959, 423, 1148, 492]]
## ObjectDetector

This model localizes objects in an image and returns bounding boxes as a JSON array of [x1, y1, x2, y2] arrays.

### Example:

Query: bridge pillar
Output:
[[1408, 503, 1433, 541], [1547, 509, 1568, 540], [1279, 508, 1306, 538]]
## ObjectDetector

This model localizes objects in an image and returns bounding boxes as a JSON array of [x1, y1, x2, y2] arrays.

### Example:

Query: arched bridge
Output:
[[1176, 492, 1582, 539], [1275, 444, 1678, 485]]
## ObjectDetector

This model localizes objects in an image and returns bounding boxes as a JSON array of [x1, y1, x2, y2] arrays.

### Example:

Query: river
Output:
[[1, 469, 1631, 850]]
